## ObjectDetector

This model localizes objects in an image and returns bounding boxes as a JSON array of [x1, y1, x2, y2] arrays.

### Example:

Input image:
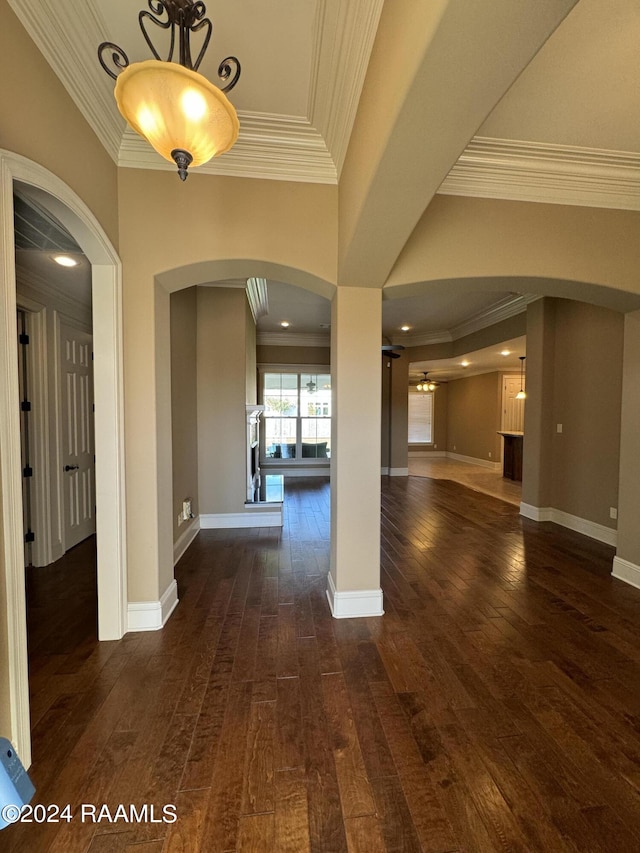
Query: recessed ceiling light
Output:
[[53, 255, 78, 267], [461, 360, 470, 367], [280, 321, 290, 328], [401, 325, 410, 332], [501, 349, 510, 356]]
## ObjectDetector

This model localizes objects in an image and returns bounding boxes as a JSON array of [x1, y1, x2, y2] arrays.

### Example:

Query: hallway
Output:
[[6, 477, 640, 851]]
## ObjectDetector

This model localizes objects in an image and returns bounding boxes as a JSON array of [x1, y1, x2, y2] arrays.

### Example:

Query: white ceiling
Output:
[[8, 0, 640, 189], [409, 337, 527, 384], [478, 0, 640, 153]]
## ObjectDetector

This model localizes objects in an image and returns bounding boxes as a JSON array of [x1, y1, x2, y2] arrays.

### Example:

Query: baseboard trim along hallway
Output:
[[520, 502, 617, 547]]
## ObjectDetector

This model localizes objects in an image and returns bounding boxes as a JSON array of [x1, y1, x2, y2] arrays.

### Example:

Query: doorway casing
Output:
[[0, 150, 127, 767]]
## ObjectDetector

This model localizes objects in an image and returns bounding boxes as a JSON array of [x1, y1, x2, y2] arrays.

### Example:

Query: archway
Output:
[[0, 150, 126, 766]]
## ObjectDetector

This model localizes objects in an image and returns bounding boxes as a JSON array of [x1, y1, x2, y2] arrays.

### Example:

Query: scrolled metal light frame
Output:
[[98, 0, 241, 92]]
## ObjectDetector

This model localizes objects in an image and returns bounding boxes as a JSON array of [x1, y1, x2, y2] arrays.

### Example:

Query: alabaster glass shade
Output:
[[114, 60, 239, 167]]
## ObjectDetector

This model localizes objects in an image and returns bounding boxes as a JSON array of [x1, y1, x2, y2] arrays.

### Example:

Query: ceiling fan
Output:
[[382, 344, 405, 359]]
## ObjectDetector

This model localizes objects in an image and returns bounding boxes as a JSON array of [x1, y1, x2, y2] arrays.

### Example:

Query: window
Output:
[[408, 391, 433, 444], [262, 371, 331, 461]]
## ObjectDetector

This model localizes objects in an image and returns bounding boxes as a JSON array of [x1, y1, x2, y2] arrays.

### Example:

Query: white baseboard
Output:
[[326, 572, 384, 619], [381, 466, 389, 475], [520, 503, 617, 547], [127, 579, 179, 633], [519, 502, 553, 522], [200, 509, 283, 528], [173, 517, 200, 566], [389, 467, 409, 476], [612, 556, 640, 590], [447, 452, 501, 471], [264, 467, 329, 478]]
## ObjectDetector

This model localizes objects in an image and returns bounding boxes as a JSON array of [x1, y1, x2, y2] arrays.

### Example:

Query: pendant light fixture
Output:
[[416, 372, 436, 392], [98, 0, 241, 181], [516, 356, 527, 399]]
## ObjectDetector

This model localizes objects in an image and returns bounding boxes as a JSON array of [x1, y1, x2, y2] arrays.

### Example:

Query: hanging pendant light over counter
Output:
[[516, 356, 527, 399]]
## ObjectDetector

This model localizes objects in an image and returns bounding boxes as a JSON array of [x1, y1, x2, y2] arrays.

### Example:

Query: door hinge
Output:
[[23, 466, 33, 478], [24, 530, 35, 544], [20, 400, 31, 412], [19, 332, 29, 345]]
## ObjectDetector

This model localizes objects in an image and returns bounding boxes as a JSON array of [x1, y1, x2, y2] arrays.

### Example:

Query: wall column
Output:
[[613, 309, 640, 589], [389, 352, 409, 475], [521, 299, 556, 518], [328, 286, 383, 618]]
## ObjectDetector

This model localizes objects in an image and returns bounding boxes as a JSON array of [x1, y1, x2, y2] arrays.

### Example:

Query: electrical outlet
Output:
[[488, 452, 492, 458], [557, 423, 563, 433], [434, 444, 437, 449], [610, 507, 618, 520], [453, 445, 456, 451]]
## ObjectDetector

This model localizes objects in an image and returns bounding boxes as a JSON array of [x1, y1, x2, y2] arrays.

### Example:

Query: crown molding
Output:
[[10, 0, 381, 185], [439, 137, 640, 211], [310, 0, 385, 178], [449, 293, 538, 340], [391, 331, 452, 348], [8, 0, 124, 162], [118, 114, 337, 184], [390, 294, 537, 348], [246, 277, 269, 323], [257, 332, 330, 348]]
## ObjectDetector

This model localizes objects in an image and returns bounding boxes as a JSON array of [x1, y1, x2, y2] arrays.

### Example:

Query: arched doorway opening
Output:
[[0, 150, 126, 766]]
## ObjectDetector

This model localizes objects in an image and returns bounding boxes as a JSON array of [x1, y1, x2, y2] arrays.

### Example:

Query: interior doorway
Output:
[[501, 373, 525, 433], [0, 150, 126, 768], [14, 187, 97, 566]]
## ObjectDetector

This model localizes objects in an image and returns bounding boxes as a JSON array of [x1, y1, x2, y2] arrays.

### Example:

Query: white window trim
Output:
[[408, 390, 434, 445], [259, 365, 331, 465]]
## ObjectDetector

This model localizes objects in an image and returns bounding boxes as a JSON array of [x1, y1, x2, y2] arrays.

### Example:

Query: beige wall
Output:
[[0, 1, 118, 248], [330, 288, 381, 592], [523, 298, 624, 530], [246, 306, 257, 406], [0, 0, 120, 748], [617, 310, 640, 566], [550, 301, 623, 527], [197, 287, 251, 516], [522, 299, 557, 508], [446, 372, 502, 462], [117, 170, 338, 603], [387, 195, 640, 307], [171, 288, 199, 543], [257, 345, 330, 366], [118, 170, 338, 293]]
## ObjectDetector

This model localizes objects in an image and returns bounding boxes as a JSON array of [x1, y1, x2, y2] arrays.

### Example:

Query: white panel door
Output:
[[502, 374, 525, 433], [60, 323, 95, 550]]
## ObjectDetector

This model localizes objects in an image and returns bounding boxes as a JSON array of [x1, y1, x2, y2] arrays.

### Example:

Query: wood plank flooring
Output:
[[5, 475, 640, 851]]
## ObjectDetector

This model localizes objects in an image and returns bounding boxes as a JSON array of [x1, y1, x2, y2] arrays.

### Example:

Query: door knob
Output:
[[64, 465, 79, 472]]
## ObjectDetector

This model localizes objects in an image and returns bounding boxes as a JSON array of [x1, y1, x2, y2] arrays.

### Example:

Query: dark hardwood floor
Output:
[[5, 476, 640, 851]]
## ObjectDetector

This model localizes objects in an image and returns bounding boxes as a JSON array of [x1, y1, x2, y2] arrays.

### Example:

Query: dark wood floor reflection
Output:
[[6, 476, 640, 851]]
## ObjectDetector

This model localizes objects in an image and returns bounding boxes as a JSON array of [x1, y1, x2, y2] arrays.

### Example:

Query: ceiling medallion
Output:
[[98, 0, 241, 180]]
